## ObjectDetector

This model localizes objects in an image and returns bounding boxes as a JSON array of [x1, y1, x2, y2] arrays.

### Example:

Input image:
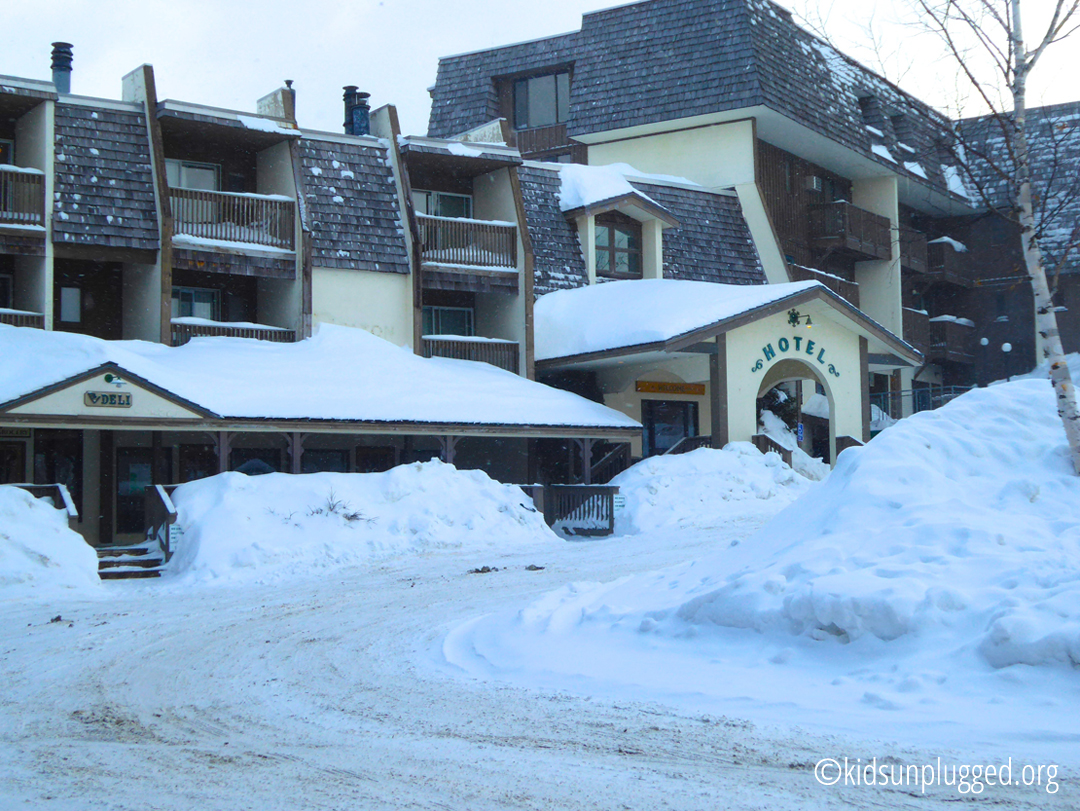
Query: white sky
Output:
[[5, 0, 1078, 138]]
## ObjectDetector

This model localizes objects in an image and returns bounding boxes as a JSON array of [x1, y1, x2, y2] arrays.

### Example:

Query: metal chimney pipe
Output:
[[51, 42, 73, 94], [342, 87, 370, 136], [342, 86, 358, 134]]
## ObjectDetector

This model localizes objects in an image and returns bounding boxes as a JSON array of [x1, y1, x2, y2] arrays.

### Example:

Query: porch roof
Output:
[[535, 279, 922, 369], [0, 324, 640, 437]]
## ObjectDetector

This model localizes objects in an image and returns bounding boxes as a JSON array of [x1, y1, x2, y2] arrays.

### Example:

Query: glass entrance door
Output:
[[116, 448, 153, 536], [642, 399, 699, 457], [0, 441, 26, 483]]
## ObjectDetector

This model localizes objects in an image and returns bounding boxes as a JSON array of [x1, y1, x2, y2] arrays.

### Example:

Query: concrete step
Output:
[[99, 568, 162, 580], [98, 557, 164, 570]]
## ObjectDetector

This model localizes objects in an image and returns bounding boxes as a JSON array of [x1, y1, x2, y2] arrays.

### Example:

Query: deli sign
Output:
[[84, 391, 132, 408]]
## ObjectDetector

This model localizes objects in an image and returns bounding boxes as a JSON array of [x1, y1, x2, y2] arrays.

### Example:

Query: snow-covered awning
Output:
[[0, 324, 640, 437], [535, 279, 922, 368]]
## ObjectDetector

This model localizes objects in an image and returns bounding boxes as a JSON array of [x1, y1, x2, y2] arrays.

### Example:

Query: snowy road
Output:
[[1, 515, 1074, 810]]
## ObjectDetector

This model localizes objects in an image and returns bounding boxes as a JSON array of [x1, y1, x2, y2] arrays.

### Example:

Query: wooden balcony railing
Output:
[[512, 124, 587, 161], [899, 226, 928, 274], [0, 167, 45, 227], [902, 307, 931, 358], [926, 241, 973, 287], [170, 188, 295, 250], [788, 264, 860, 307], [171, 320, 296, 346], [417, 214, 517, 269], [0, 309, 45, 329], [929, 317, 976, 364], [545, 484, 619, 537], [751, 434, 793, 468], [421, 336, 519, 373], [809, 201, 892, 261]]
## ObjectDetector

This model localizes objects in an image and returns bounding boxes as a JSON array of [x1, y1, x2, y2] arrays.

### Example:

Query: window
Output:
[[412, 190, 472, 219], [59, 286, 81, 323], [422, 305, 474, 337], [642, 400, 698, 457], [171, 287, 220, 321], [595, 212, 642, 278], [0, 139, 13, 164], [165, 159, 220, 191], [301, 449, 349, 474], [0, 273, 12, 309], [514, 72, 570, 130]]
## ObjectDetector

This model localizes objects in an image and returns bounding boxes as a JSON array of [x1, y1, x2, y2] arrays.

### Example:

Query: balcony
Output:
[[899, 226, 928, 274], [0, 167, 45, 229], [929, 316, 975, 364], [925, 241, 973, 287], [809, 202, 892, 261], [417, 214, 517, 269], [0, 308, 45, 328], [902, 307, 930, 358], [170, 188, 295, 251], [171, 318, 296, 346], [513, 124, 586, 162], [421, 335, 520, 374], [788, 264, 860, 307]]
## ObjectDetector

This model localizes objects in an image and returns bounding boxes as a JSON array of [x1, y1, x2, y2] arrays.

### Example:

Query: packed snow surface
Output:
[[535, 279, 821, 360], [609, 443, 817, 535], [0, 486, 101, 599], [447, 378, 1080, 757], [0, 323, 638, 430], [167, 463, 557, 584]]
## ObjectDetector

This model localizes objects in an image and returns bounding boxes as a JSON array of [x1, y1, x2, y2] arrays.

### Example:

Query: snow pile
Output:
[[168, 462, 556, 584], [609, 443, 817, 535], [0, 486, 101, 599], [516, 379, 1080, 668], [758, 410, 831, 480], [556, 163, 692, 212]]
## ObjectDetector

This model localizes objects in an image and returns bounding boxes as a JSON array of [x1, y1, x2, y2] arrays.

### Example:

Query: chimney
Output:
[[343, 86, 370, 136], [51, 42, 73, 94]]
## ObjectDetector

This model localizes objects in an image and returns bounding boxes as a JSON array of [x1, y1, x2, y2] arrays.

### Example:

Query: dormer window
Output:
[[514, 72, 570, 130], [412, 190, 472, 219], [595, 211, 642, 279]]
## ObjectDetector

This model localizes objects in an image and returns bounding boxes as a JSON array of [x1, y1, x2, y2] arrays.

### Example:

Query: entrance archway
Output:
[[756, 357, 836, 463]]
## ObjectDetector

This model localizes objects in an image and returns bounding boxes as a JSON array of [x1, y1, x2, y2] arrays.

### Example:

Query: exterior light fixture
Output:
[[787, 308, 813, 328]]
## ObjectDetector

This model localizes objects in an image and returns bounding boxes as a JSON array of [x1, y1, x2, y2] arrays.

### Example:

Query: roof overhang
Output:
[[537, 284, 922, 371], [562, 191, 680, 228], [400, 136, 523, 179]]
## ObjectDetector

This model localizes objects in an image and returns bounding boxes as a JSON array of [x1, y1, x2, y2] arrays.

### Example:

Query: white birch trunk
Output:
[[1012, 0, 1080, 474]]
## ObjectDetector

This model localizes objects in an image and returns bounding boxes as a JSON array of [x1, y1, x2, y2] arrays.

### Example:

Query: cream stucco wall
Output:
[[312, 267, 413, 347], [852, 176, 902, 337], [9, 372, 205, 419], [724, 309, 864, 462], [15, 100, 54, 324], [588, 120, 757, 189]]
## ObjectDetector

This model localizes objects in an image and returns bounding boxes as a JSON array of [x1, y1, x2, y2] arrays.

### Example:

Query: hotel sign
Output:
[[636, 381, 707, 396], [751, 334, 841, 377], [84, 391, 132, 408]]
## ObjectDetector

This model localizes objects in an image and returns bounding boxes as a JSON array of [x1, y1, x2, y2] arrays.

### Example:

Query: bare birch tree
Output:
[[913, 0, 1080, 473]]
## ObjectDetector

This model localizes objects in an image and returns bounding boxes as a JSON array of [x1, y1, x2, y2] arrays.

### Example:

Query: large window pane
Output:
[[557, 73, 570, 122], [527, 75, 558, 128], [514, 79, 529, 129], [185, 165, 219, 191], [59, 287, 81, 323]]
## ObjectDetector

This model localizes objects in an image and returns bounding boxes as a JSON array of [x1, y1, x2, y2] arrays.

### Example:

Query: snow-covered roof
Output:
[[0, 324, 640, 434], [534, 278, 920, 365], [536, 279, 820, 361]]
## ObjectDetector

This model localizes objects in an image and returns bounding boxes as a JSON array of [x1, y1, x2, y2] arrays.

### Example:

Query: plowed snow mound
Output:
[[0, 486, 101, 599], [168, 461, 556, 584], [610, 442, 817, 534]]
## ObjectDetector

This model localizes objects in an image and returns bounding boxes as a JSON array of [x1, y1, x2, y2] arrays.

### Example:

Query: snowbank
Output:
[[758, 410, 831, 480], [445, 380, 1080, 754], [610, 443, 817, 535], [0, 486, 101, 599], [168, 462, 557, 584], [506, 379, 1080, 667]]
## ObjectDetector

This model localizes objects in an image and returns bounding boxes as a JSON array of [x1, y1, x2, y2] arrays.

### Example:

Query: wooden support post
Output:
[[438, 436, 459, 466], [99, 430, 114, 546], [286, 432, 306, 475], [709, 335, 728, 449], [573, 438, 595, 485], [214, 431, 233, 474]]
